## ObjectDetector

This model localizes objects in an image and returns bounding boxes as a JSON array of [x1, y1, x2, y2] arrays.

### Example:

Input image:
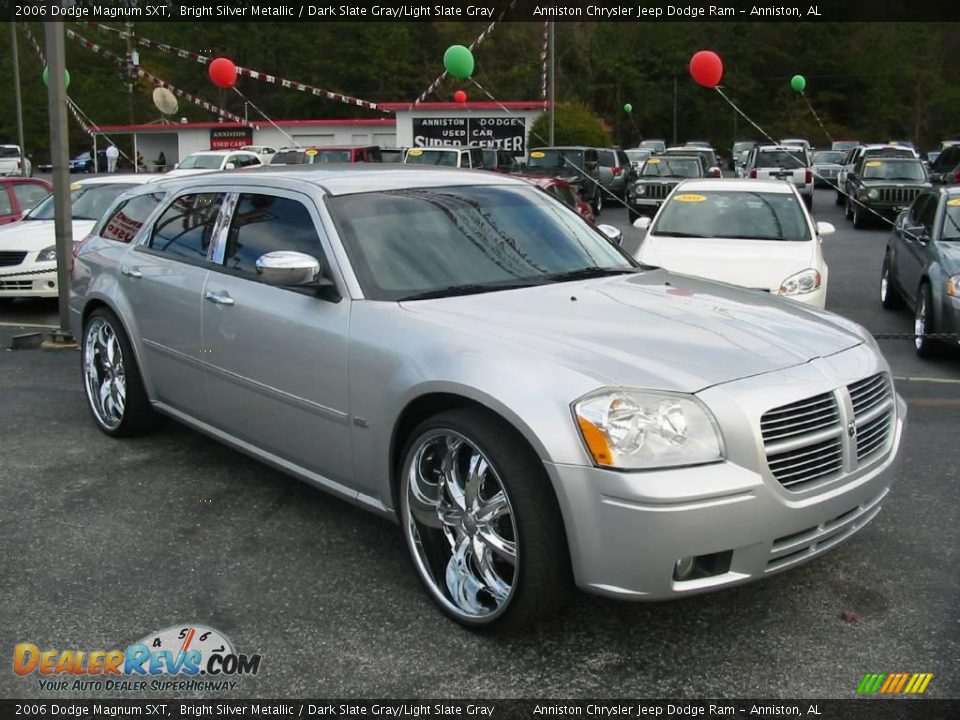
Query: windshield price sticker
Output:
[[646, 158, 661, 164], [947, 198, 960, 206], [675, 194, 707, 202], [305, 149, 318, 156], [530, 151, 545, 158], [865, 160, 883, 166], [70, 183, 82, 191], [407, 149, 423, 156]]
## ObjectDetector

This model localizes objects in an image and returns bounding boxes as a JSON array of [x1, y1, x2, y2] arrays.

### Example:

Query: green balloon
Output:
[[790, 74, 806, 93], [623, 103, 633, 113], [443, 45, 475, 80], [42, 66, 71, 89]]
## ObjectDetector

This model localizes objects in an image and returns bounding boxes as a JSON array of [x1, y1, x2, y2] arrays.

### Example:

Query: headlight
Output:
[[947, 274, 959, 298], [573, 389, 723, 469], [779, 268, 821, 297], [37, 245, 57, 262], [867, 189, 880, 200], [633, 186, 645, 196]]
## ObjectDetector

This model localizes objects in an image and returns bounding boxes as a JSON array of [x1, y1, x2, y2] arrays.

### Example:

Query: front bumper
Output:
[[0, 263, 59, 298], [546, 345, 905, 600]]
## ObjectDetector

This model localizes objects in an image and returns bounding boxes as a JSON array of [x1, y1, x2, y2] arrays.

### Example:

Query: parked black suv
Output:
[[846, 157, 931, 229]]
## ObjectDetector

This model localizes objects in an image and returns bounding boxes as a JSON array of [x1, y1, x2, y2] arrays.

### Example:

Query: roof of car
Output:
[[185, 150, 257, 157], [675, 178, 794, 194], [666, 145, 715, 151], [756, 145, 808, 151], [135, 164, 530, 197]]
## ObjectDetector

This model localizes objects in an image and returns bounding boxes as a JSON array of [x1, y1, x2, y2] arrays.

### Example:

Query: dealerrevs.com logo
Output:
[[14, 625, 261, 692]]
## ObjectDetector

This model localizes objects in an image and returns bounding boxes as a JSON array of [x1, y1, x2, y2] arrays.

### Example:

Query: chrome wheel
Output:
[[880, 267, 890, 302], [402, 430, 518, 621], [83, 317, 126, 429], [914, 295, 928, 352]]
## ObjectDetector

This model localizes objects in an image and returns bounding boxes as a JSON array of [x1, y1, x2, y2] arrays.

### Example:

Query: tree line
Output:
[[1, 21, 957, 162]]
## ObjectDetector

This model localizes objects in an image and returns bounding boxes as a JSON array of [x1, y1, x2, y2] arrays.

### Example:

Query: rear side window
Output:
[[221, 194, 323, 277], [149, 193, 224, 261], [0, 189, 12, 215], [101, 193, 165, 243], [11, 182, 50, 210], [599, 150, 615, 167]]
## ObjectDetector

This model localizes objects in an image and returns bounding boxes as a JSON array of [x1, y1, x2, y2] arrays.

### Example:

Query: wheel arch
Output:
[[79, 297, 154, 400]]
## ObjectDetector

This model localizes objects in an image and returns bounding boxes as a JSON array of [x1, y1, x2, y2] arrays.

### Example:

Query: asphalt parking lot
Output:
[[0, 187, 957, 700]]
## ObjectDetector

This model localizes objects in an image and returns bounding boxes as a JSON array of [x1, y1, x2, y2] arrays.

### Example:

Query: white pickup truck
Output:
[[746, 144, 813, 208], [0, 145, 31, 177]]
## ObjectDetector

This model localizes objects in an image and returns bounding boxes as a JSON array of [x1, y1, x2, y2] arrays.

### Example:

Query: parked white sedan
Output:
[[633, 179, 832, 308], [0, 175, 161, 299]]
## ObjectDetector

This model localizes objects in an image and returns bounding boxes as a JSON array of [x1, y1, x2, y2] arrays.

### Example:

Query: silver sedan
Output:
[[70, 166, 906, 628]]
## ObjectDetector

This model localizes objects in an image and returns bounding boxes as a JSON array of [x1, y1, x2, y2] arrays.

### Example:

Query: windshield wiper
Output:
[[544, 267, 638, 282], [653, 231, 703, 238], [398, 281, 542, 301]]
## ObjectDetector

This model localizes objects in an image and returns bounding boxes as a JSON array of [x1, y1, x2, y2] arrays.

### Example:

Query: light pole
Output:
[[548, 22, 555, 145], [10, 23, 27, 177]]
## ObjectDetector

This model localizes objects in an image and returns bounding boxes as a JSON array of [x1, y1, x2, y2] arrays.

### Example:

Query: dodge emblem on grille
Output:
[[847, 421, 857, 437]]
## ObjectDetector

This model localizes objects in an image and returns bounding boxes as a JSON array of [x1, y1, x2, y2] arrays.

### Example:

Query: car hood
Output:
[[637, 235, 815, 293], [0, 219, 97, 251], [399, 271, 862, 393], [164, 168, 219, 178], [860, 179, 930, 188]]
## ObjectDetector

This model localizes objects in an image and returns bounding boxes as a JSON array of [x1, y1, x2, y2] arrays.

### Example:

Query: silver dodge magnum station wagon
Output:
[[70, 166, 906, 629]]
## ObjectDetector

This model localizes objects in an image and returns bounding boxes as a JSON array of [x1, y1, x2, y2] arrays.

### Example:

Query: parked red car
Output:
[[513, 173, 596, 224], [0, 178, 53, 225]]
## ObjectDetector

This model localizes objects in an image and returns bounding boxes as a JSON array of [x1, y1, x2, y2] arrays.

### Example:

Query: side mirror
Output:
[[585, 160, 599, 173], [903, 225, 927, 242], [173, 163, 179, 169], [596, 223, 623, 246], [633, 216, 652, 230], [224, 162, 236, 170], [255, 251, 332, 288], [816, 221, 835, 236]]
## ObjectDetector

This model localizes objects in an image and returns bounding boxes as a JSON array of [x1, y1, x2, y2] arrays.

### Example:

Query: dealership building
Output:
[[92, 101, 547, 170]]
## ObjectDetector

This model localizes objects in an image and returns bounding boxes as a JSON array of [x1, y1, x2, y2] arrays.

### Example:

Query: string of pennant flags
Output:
[[65, 28, 252, 125], [540, 22, 549, 99], [79, 21, 388, 114], [412, 0, 518, 107]]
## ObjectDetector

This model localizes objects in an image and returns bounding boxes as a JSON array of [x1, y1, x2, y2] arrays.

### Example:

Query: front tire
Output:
[[914, 283, 938, 359], [82, 307, 162, 436], [852, 203, 867, 229], [880, 254, 905, 310], [399, 408, 571, 629]]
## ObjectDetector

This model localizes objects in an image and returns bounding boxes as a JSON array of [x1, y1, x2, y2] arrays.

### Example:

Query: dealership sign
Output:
[[210, 127, 253, 150], [413, 117, 526, 153]]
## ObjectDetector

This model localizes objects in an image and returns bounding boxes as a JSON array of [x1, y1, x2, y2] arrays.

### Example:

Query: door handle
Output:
[[120, 266, 142, 279], [204, 291, 235, 307]]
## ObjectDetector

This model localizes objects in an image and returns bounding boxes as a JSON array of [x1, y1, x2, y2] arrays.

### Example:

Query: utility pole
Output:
[[126, 21, 136, 124], [44, 22, 73, 340], [548, 21, 555, 145], [672, 76, 678, 145], [10, 23, 27, 177]]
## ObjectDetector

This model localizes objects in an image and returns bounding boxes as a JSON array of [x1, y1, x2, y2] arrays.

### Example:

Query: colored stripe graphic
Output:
[[857, 673, 932, 694]]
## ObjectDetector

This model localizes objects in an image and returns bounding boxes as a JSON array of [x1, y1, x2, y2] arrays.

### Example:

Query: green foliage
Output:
[[529, 100, 611, 148], [2, 21, 959, 164]]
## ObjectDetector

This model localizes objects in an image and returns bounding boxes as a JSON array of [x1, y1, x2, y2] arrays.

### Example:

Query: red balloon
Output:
[[689, 50, 723, 88], [453, 90, 467, 104], [208, 57, 237, 89]]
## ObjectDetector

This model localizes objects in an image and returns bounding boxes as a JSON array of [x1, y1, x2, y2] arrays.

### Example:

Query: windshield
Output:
[[626, 150, 652, 162], [27, 183, 138, 221], [271, 150, 307, 165], [864, 148, 914, 160], [313, 150, 351, 163], [0, 147, 20, 159], [178, 155, 224, 170], [942, 201, 960, 240], [328, 185, 634, 301], [641, 158, 700, 177], [755, 150, 807, 168], [733, 142, 756, 153], [813, 151, 845, 164], [405, 149, 458, 166], [862, 161, 927, 180], [832, 141, 859, 152], [652, 190, 811, 242], [528, 149, 584, 170], [640, 141, 664, 150]]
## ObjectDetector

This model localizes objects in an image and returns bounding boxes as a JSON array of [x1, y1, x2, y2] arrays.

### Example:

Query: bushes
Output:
[[529, 100, 611, 148]]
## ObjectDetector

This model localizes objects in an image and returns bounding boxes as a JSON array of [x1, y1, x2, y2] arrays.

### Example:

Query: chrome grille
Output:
[[761, 393, 843, 490], [0, 280, 32, 290], [879, 187, 920, 205], [643, 183, 672, 200], [0, 251, 27, 267], [848, 373, 894, 463]]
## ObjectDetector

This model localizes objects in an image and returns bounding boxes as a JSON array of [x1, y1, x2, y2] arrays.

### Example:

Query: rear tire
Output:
[[852, 203, 867, 229], [834, 190, 843, 206], [82, 307, 163, 437], [398, 407, 571, 630], [880, 254, 905, 310], [591, 190, 603, 217], [914, 283, 939, 359]]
